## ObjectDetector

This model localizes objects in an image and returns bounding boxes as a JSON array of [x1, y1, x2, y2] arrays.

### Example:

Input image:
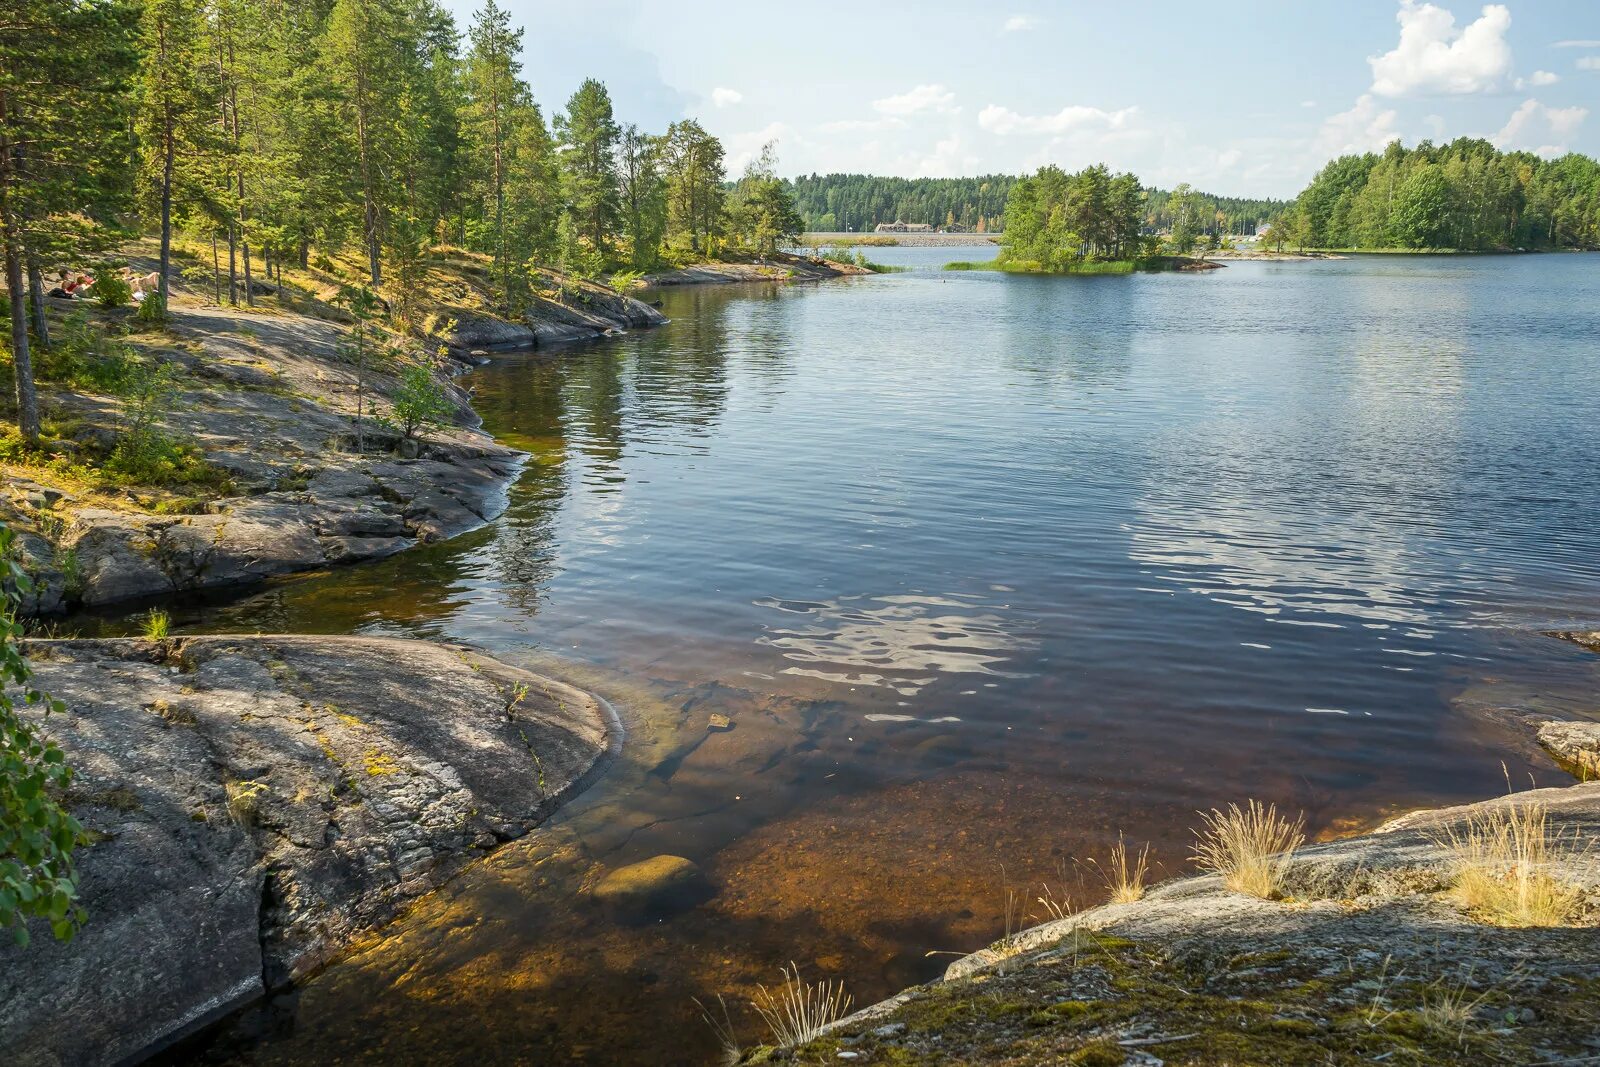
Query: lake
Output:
[[170, 249, 1600, 1064]]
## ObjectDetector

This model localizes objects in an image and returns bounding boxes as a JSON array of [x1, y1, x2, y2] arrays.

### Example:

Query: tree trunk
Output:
[[1, 203, 39, 443], [26, 253, 48, 349], [159, 131, 173, 308], [227, 224, 238, 305], [211, 231, 221, 304]]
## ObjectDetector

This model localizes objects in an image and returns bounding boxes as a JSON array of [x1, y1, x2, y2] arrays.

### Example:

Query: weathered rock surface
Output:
[[432, 280, 667, 352], [643, 252, 873, 287], [794, 776, 1600, 1065], [5, 304, 527, 614], [1540, 718, 1600, 780], [0, 635, 619, 1067]]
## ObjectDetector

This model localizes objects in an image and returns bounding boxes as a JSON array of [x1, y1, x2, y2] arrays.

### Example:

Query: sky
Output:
[[441, 0, 1600, 198]]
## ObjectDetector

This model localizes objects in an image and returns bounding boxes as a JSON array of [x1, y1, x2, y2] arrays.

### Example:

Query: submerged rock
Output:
[[592, 855, 710, 922], [0, 636, 619, 1067]]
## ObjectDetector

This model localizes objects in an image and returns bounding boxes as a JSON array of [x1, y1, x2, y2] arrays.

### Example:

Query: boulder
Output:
[[0, 636, 618, 1067], [592, 855, 710, 922], [1539, 720, 1600, 780]]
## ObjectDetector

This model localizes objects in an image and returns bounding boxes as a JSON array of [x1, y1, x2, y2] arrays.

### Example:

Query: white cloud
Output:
[[725, 122, 796, 172], [1494, 98, 1588, 154], [978, 102, 1138, 136], [817, 116, 907, 133], [913, 134, 979, 178], [1579, 56, 1600, 71], [872, 84, 957, 116], [1002, 14, 1040, 33], [710, 87, 742, 108], [1315, 95, 1402, 155], [1513, 69, 1559, 88], [1369, 2, 1512, 96], [1553, 39, 1600, 48], [1301, 100, 1318, 108]]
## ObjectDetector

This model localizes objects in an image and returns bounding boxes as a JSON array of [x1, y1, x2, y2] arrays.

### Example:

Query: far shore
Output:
[[801, 231, 1001, 248]]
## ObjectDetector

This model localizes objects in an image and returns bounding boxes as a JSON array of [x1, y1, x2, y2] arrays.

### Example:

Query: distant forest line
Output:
[[788, 173, 1285, 236], [792, 140, 1600, 252]]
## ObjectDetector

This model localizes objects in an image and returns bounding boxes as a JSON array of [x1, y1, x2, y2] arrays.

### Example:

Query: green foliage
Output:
[[726, 142, 804, 258], [554, 78, 621, 258], [999, 164, 1146, 270], [134, 289, 168, 326], [32, 313, 137, 393], [788, 173, 1016, 233], [0, 523, 85, 946], [390, 365, 451, 441], [1287, 138, 1600, 250], [90, 272, 133, 309], [141, 608, 171, 640], [104, 362, 183, 480]]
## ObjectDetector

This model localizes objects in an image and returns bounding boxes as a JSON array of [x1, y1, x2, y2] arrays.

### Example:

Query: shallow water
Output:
[[165, 249, 1600, 1064]]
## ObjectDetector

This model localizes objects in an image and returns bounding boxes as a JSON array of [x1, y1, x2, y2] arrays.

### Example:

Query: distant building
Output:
[[874, 221, 934, 233]]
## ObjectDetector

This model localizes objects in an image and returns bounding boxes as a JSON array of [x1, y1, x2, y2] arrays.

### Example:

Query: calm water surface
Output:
[[174, 250, 1600, 1064]]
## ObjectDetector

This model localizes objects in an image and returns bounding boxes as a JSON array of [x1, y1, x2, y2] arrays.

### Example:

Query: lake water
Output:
[[172, 249, 1600, 1064]]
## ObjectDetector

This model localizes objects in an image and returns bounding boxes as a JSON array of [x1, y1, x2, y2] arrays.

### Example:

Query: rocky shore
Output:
[[0, 635, 619, 1066], [749, 722, 1600, 1065], [643, 252, 873, 287], [5, 277, 663, 616]]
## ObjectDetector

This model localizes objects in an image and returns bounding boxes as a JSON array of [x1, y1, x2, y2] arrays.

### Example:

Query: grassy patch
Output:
[[1192, 800, 1305, 899], [1442, 801, 1586, 926]]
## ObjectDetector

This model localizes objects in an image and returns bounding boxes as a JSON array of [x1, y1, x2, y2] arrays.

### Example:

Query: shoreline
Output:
[[0, 635, 623, 1066], [741, 703, 1600, 1065], [641, 251, 873, 287], [6, 272, 668, 618]]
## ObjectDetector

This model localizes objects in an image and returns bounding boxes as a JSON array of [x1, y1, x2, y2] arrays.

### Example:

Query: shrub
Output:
[[141, 609, 170, 641], [0, 522, 85, 946], [34, 313, 136, 392], [89, 271, 133, 309], [391, 365, 452, 442], [1192, 800, 1305, 899], [134, 289, 167, 326], [105, 363, 181, 480]]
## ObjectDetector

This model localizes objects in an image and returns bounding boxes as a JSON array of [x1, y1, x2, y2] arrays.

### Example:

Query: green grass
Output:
[[859, 260, 909, 274]]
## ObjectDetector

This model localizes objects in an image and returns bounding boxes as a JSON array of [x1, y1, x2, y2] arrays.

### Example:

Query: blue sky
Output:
[[444, 0, 1600, 197]]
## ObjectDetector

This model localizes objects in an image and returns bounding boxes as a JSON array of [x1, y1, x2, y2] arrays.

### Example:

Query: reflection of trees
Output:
[[629, 287, 735, 436], [997, 277, 1136, 390]]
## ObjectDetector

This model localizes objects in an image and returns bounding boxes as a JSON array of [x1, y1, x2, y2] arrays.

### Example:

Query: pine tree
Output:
[[463, 0, 523, 311], [616, 124, 665, 268], [554, 78, 620, 258], [136, 0, 214, 310], [1, 0, 138, 443]]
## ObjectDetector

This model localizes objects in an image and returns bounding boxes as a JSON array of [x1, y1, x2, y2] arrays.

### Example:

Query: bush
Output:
[[391, 365, 452, 442], [89, 271, 132, 309], [34, 313, 136, 392], [134, 289, 167, 326], [0, 522, 85, 946]]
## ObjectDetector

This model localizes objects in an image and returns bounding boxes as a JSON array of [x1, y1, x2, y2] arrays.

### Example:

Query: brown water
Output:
[[145, 249, 1600, 1064]]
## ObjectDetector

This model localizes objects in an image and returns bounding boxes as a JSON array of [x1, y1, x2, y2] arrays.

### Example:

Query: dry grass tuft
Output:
[[692, 994, 742, 1066], [752, 963, 852, 1048], [1087, 835, 1152, 904], [1443, 801, 1585, 927], [1416, 974, 1490, 1045], [1192, 800, 1306, 899]]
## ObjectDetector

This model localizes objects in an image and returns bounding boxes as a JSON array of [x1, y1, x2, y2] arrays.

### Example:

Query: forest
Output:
[[1266, 139, 1600, 251], [1, 0, 806, 438], [787, 174, 1017, 233], [790, 173, 1285, 238]]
